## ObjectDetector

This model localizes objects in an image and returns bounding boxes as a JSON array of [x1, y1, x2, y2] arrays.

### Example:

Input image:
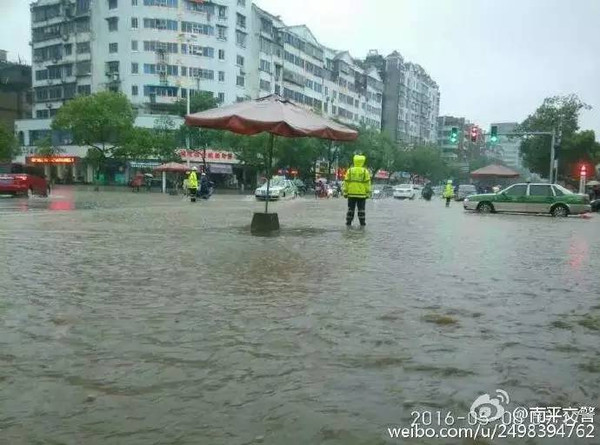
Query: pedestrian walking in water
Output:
[[342, 154, 371, 227], [443, 180, 454, 207], [188, 166, 199, 202]]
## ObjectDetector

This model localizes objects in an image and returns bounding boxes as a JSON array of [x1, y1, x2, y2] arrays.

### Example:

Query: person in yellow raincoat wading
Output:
[[188, 166, 199, 202], [443, 180, 454, 207], [342, 154, 372, 226]]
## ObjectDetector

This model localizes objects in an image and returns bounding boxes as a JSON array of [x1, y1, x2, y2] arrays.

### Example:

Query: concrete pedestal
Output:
[[251, 212, 280, 235]]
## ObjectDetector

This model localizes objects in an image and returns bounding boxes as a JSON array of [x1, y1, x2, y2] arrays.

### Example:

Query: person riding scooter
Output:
[[422, 183, 433, 201], [199, 172, 212, 200]]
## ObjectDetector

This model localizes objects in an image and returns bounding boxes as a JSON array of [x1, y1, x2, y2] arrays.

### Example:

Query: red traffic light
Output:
[[580, 165, 587, 175]]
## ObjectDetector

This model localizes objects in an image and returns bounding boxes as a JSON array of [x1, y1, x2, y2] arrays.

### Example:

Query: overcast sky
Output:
[[3, 0, 599, 135]]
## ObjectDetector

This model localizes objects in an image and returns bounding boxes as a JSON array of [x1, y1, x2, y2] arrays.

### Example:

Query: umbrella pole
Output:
[[265, 133, 275, 213], [162, 171, 166, 194]]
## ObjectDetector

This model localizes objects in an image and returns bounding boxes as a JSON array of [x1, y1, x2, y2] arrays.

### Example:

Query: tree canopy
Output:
[[518, 94, 599, 179], [52, 91, 135, 156], [0, 123, 19, 161]]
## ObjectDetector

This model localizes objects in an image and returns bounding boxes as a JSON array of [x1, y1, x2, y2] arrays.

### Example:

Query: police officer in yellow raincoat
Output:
[[188, 166, 199, 202], [443, 179, 454, 207], [342, 154, 372, 226]]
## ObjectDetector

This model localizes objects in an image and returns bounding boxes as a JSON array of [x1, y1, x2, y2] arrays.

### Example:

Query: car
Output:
[[255, 176, 297, 201], [0, 163, 49, 197], [591, 199, 600, 212], [393, 184, 416, 200], [455, 184, 478, 201], [372, 184, 393, 199], [463, 183, 591, 217]]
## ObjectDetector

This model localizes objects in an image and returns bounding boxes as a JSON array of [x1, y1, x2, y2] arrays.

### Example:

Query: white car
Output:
[[393, 184, 416, 200], [255, 176, 297, 201]]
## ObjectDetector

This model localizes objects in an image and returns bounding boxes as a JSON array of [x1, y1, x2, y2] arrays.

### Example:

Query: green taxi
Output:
[[463, 183, 591, 217]]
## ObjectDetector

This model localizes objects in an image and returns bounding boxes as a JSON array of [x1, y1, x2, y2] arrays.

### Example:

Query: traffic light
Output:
[[580, 164, 587, 178], [470, 127, 478, 143], [450, 127, 458, 143], [490, 125, 498, 143]]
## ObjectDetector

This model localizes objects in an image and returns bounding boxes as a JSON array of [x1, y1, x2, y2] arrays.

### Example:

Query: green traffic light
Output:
[[491, 136, 498, 143]]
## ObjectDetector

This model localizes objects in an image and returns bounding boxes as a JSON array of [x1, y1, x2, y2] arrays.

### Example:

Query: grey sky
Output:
[[3, 0, 599, 135]]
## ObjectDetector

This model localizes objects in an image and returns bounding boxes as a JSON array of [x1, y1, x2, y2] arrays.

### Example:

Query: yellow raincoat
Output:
[[343, 155, 372, 198]]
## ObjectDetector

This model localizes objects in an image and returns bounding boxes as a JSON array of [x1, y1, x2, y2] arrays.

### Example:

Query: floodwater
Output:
[[1, 187, 599, 445]]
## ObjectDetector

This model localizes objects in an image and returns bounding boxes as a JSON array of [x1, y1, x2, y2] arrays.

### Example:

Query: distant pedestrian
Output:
[[443, 180, 454, 207], [342, 154, 372, 227]]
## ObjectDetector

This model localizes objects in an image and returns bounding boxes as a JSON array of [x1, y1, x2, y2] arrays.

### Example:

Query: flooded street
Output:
[[1, 187, 599, 444]]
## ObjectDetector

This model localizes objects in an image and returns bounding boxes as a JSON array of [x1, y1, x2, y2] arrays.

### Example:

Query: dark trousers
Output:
[[347, 197, 366, 226], [445, 197, 451, 207]]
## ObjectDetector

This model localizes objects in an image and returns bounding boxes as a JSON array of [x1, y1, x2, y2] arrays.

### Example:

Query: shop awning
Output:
[[209, 163, 233, 174], [129, 161, 162, 168]]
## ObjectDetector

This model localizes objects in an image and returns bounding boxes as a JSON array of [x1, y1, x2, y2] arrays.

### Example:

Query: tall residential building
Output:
[[0, 54, 32, 132], [249, 6, 383, 129], [18, 0, 385, 150], [490, 122, 522, 169], [379, 51, 440, 145], [19, 0, 255, 146]]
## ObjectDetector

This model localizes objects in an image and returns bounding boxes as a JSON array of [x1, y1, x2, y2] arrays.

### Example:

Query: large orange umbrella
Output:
[[470, 164, 520, 178], [185, 95, 359, 231]]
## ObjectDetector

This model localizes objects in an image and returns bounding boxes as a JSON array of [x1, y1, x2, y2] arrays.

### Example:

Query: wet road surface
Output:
[[1, 187, 599, 444]]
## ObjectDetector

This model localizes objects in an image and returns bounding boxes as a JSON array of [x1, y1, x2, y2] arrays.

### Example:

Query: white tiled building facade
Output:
[[18, 0, 431, 148]]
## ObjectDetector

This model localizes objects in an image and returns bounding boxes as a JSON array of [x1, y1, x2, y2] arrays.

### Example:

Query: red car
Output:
[[0, 163, 50, 197]]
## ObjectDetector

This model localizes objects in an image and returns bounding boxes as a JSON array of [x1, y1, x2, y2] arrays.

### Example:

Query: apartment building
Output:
[[17, 0, 392, 153], [249, 6, 383, 129], [0, 54, 32, 132], [19, 0, 253, 146], [379, 51, 440, 145]]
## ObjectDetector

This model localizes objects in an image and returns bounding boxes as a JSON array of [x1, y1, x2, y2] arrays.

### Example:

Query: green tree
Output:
[[52, 92, 135, 183], [0, 123, 20, 161], [518, 95, 592, 178], [397, 145, 450, 183], [557, 130, 600, 178], [344, 125, 396, 176], [35, 136, 64, 156], [168, 91, 220, 117]]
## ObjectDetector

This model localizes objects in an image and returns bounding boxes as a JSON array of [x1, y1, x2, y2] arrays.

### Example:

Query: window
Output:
[[76, 61, 91, 76], [76, 42, 90, 54], [181, 44, 214, 58], [236, 55, 244, 66], [181, 21, 214, 36], [218, 5, 227, 19], [106, 61, 120, 73], [107, 17, 119, 31], [257, 60, 273, 75], [504, 184, 528, 197], [217, 26, 227, 40], [131, 17, 139, 29], [132, 85, 138, 96], [36, 110, 49, 119], [181, 66, 187, 76], [188, 68, 213, 79], [109, 43, 118, 53], [236, 75, 245, 87], [144, 18, 177, 30], [218, 71, 225, 81], [64, 44, 72, 56], [218, 92, 225, 103], [131, 40, 138, 51], [235, 31, 246, 48], [145, 41, 178, 53], [108, 0, 118, 9], [131, 62, 139, 74], [132, 0, 138, 5], [236, 13, 246, 29], [260, 79, 271, 91], [35, 69, 48, 81], [237, 0, 245, 6], [218, 49, 225, 60], [529, 185, 553, 197]]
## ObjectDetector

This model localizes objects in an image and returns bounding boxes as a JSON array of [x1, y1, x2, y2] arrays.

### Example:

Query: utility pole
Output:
[[549, 129, 555, 184]]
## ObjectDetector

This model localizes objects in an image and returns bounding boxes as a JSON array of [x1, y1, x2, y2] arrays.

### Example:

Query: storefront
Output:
[[178, 149, 242, 189], [26, 155, 83, 184]]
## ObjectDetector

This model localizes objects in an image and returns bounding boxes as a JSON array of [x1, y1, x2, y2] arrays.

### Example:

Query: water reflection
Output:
[[0, 191, 598, 445]]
